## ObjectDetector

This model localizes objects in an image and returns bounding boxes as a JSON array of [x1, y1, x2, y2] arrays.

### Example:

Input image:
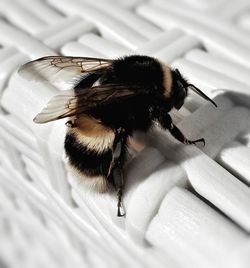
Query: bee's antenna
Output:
[[189, 84, 217, 107]]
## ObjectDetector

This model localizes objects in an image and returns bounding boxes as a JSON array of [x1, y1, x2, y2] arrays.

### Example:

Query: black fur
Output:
[[88, 95, 155, 134], [101, 55, 165, 91], [85, 55, 170, 134]]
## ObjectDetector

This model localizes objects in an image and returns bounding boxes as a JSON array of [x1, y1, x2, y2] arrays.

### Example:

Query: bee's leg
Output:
[[169, 123, 205, 146], [112, 166, 125, 217], [108, 128, 127, 217], [156, 112, 205, 146]]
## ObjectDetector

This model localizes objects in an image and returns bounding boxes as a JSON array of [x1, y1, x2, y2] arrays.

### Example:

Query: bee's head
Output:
[[171, 69, 217, 109]]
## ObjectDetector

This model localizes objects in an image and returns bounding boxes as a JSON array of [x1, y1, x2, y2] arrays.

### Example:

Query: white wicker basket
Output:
[[0, 1, 250, 268]]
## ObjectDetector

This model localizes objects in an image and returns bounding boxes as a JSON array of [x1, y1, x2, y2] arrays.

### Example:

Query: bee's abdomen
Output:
[[64, 117, 115, 192], [65, 131, 111, 170]]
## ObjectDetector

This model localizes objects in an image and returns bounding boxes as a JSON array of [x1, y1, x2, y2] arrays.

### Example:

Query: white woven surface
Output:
[[0, 0, 250, 268]]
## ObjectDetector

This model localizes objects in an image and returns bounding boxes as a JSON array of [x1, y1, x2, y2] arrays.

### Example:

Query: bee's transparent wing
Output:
[[18, 56, 112, 84], [33, 89, 76, 123], [34, 84, 142, 124]]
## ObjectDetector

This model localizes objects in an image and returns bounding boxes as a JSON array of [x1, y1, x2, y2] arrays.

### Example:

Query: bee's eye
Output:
[[177, 80, 183, 88], [173, 84, 187, 110]]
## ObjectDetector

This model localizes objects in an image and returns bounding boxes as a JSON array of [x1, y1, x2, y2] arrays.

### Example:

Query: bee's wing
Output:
[[34, 84, 142, 124], [18, 56, 112, 83]]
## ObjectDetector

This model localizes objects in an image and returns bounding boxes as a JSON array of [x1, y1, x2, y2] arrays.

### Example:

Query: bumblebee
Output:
[[19, 55, 216, 216]]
